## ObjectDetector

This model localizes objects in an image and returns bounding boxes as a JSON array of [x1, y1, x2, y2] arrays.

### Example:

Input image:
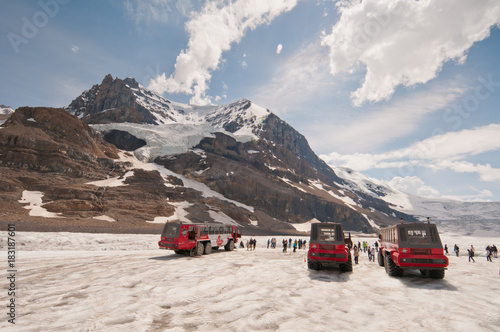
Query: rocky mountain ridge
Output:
[[1, 75, 417, 234]]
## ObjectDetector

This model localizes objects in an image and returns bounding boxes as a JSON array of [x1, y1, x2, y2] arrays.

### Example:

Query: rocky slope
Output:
[[0, 75, 415, 234], [67, 75, 414, 232]]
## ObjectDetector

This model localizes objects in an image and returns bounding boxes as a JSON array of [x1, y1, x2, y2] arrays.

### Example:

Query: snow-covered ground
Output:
[[1, 231, 499, 331]]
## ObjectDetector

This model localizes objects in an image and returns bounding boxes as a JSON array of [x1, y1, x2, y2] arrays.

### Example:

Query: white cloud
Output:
[[431, 160, 500, 183], [389, 176, 440, 197], [321, 124, 500, 182], [148, 0, 298, 105], [252, 41, 336, 115], [276, 43, 283, 54], [321, 0, 500, 106], [321, 80, 467, 152]]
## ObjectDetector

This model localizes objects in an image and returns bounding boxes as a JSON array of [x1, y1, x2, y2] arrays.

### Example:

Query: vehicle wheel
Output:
[[195, 242, 204, 256], [307, 259, 320, 270], [429, 269, 445, 279], [340, 253, 353, 272], [386, 254, 403, 277], [420, 269, 429, 277], [204, 242, 212, 255], [224, 240, 235, 251], [377, 250, 385, 267]]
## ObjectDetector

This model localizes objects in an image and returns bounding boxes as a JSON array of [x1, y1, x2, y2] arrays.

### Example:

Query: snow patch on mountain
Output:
[[18, 190, 64, 218], [117, 152, 255, 212], [333, 166, 500, 233], [0, 105, 14, 115]]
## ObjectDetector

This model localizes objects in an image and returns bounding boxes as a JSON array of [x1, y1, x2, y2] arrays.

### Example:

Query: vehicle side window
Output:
[[188, 226, 195, 240]]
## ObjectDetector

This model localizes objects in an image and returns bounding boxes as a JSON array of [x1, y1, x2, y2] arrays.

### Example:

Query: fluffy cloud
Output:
[[148, 0, 297, 105], [252, 41, 336, 115], [321, 80, 467, 152], [321, 0, 500, 106], [321, 124, 500, 181], [389, 176, 440, 197]]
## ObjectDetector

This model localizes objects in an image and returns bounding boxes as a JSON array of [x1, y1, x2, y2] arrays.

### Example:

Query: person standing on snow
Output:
[[468, 246, 475, 262], [454, 244, 460, 257], [444, 244, 448, 254], [353, 245, 359, 264], [486, 245, 493, 262]]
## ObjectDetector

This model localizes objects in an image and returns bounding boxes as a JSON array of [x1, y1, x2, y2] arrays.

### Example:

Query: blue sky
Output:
[[1, 0, 500, 202]]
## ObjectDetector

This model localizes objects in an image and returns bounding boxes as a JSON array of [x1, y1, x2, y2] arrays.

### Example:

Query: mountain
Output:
[[1, 75, 415, 234], [67, 75, 415, 232], [335, 167, 500, 235], [0, 104, 14, 115]]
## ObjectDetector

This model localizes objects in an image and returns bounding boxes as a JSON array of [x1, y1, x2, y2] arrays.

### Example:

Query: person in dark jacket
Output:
[[467, 246, 475, 262]]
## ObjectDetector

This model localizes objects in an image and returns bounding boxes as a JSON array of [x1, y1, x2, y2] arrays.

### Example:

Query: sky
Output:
[[1, 0, 500, 202]]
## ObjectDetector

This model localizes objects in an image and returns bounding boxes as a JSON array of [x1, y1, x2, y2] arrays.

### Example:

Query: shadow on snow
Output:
[[394, 270, 458, 291]]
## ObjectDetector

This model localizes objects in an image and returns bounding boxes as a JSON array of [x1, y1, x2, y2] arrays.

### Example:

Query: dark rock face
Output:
[[261, 113, 342, 185], [66, 74, 157, 124], [0, 107, 119, 177], [156, 132, 373, 232], [103, 130, 146, 151]]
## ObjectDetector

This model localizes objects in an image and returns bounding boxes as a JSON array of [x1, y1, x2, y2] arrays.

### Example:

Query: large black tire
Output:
[[377, 250, 385, 267], [340, 253, 353, 272], [385, 254, 403, 277], [204, 242, 212, 255], [224, 240, 235, 251], [307, 258, 320, 270], [429, 269, 445, 279], [195, 242, 204, 256]]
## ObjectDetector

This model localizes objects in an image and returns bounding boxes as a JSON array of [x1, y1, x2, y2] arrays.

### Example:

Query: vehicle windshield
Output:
[[405, 229, 431, 245], [161, 223, 181, 237], [398, 224, 443, 248], [318, 227, 336, 242]]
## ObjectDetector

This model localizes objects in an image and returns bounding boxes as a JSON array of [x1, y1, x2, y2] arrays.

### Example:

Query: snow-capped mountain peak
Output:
[[206, 99, 270, 139], [0, 104, 14, 115]]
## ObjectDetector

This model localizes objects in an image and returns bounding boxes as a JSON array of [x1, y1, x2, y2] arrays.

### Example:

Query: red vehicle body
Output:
[[378, 222, 448, 278], [307, 222, 352, 272], [159, 222, 241, 256]]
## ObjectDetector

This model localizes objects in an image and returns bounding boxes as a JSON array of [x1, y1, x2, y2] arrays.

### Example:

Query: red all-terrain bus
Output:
[[159, 222, 241, 256], [378, 222, 448, 278], [307, 222, 352, 272]]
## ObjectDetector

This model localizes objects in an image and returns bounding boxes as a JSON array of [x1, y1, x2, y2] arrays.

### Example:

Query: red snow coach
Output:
[[307, 222, 352, 272], [159, 222, 241, 256], [377, 221, 448, 279]]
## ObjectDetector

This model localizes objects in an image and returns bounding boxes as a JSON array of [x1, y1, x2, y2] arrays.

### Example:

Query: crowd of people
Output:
[[239, 237, 498, 266], [447, 243, 498, 262]]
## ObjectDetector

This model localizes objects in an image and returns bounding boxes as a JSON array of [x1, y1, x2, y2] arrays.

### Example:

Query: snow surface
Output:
[[86, 171, 134, 187], [17, 190, 63, 218], [92, 215, 116, 222], [90, 99, 268, 163], [1, 231, 498, 331], [0, 105, 14, 115], [108, 152, 255, 216], [146, 201, 193, 224]]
